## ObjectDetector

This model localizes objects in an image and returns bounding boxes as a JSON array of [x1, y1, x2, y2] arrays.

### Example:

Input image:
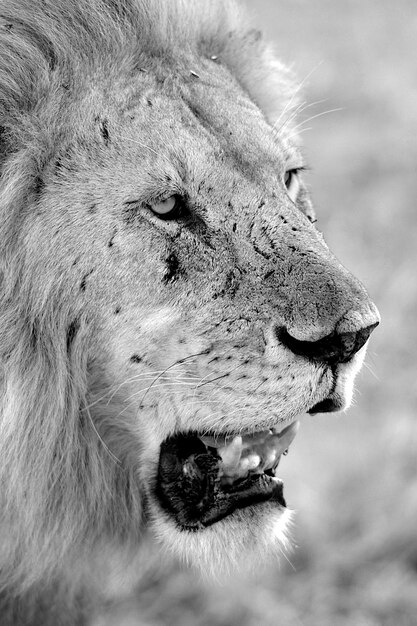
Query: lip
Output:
[[155, 422, 299, 531], [308, 357, 360, 415], [308, 394, 344, 414]]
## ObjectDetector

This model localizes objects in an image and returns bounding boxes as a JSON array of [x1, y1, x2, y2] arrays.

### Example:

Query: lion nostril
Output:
[[276, 322, 379, 365]]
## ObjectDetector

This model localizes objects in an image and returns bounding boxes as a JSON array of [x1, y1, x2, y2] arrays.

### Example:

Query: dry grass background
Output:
[[97, 1, 417, 624]]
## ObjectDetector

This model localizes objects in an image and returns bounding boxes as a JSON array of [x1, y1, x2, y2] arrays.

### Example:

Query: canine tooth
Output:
[[238, 457, 250, 475], [272, 421, 300, 457], [219, 436, 242, 469], [246, 454, 261, 470], [263, 450, 278, 470]]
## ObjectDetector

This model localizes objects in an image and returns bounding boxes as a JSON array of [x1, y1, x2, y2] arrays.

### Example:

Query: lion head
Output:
[[0, 0, 379, 611]]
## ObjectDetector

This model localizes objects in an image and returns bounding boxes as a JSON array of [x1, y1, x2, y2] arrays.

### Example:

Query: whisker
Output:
[[122, 380, 197, 406], [252, 378, 268, 394], [82, 403, 121, 465], [119, 135, 160, 158], [194, 360, 246, 391], [273, 98, 328, 137], [104, 362, 197, 406], [284, 127, 312, 142], [195, 372, 230, 389], [137, 351, 211, 409], [82, 370, 173, 411], [277, 544, 297, 572], [362, 360, 379, 380], [272, 61, 324, 130], [197, 406, 246, 434], [187, 370, 218, 417], [291, 107, 344, 131]]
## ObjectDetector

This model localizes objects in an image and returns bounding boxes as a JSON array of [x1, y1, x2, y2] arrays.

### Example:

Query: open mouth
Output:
[[155, 421, 299, 531]]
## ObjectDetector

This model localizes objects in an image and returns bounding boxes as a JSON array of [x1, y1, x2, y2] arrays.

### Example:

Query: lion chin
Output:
[[0, 0, 380, 623], [153, 503, 294, 577]]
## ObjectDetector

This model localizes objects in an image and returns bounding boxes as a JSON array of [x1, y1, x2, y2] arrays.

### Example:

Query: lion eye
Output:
[[148, 195, 182, 220], [284, 169, 301, 203]]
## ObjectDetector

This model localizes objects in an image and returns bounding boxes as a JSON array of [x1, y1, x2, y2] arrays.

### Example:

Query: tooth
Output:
[[236, 461, 250, 479], [246, 454, 261, 470], [218, 436, 242, 469], [263, 450, 278, 470], [238, 457, 250, 473], [271, 421, 300, 457]]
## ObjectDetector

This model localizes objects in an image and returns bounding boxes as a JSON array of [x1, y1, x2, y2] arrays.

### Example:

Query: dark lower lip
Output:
[[308, 394, 344, 414], [155, 433, 286, 531]]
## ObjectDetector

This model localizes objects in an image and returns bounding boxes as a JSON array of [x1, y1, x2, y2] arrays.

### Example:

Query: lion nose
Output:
[[276, 321, 379, 365]]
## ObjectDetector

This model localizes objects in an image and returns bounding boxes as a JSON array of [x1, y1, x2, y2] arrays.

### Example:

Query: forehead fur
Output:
[[0, 0, 296, 138]]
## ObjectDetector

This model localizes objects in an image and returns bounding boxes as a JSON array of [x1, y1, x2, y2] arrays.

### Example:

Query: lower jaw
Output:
[[163, 477, 286, 532], [155, 433, 288, 531], [151, 499, 292, 577]]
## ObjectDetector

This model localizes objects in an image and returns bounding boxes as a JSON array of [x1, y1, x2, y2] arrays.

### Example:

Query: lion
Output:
[[0, 0, 379, 623]]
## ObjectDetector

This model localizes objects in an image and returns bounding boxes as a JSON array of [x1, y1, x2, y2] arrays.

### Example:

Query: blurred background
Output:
[[98, 1, 417, 624]]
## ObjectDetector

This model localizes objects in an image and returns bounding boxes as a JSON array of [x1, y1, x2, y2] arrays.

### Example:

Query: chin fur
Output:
[[150, 502, 294, 579]]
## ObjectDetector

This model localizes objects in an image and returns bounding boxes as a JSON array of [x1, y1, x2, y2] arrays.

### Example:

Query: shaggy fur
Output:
[[0, 1, 379, 624], [0, 1, 296, 622]]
